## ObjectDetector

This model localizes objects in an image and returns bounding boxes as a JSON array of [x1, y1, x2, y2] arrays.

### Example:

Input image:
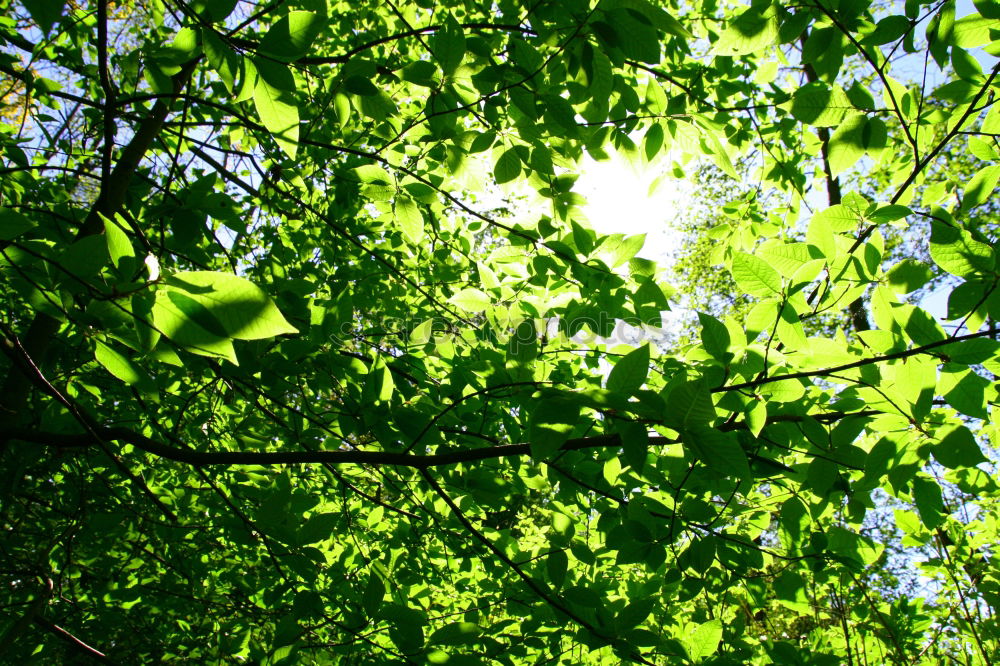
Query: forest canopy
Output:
[[2, 0, 1000, 663]]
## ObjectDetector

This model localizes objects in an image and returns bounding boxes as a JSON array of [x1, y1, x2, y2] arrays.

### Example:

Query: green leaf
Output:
[[150, 299, 229, 364], [157, 271, 298, 342], [383, 605, 425, 651], [745, 399, 766, 437], [685, 426, 750, 479], [0, 208, 35, 240], [23, 0, 65, 35], [911, 476, 945, 529], [605, 8, 662, 63], [102, 213, 135, 272], [812, 203, 861, 232], [932, 424, 987, 469], [506, 319, 537, 364], [684, 536, 717, 574], [402, 60, 441, 88], [757, 375, 806, 403], [543, 94, 580, 134], [827, 526, 884, 567], [429, 622, 481, 645], [353, 164, 393, 185], [607, 344, 650, 395], [687, 619, 722, 661], [430, 16, 465, 74], [788, 83, 855, 127], [759, 242, 820, 275], [494, 148, 522, 184], [253, 60, 299, 158], [362, 574, 385, 617], [603, 455, 622, 486], [939, 365, 989, 418], [365, 89, 400, 121], [608, 234, 647, 268], [164, 27, 201, 63], [448, 288, 491, 312], [827, 115, 867, 176], [941, 338, 1000, 364], [528, 397, 580, 459], [862, 15, 912, 45], [94, 341, 143, 385], [643, 122, 664, 161], [807, 457, 840, 495], [394, 196, 424, 245], [968, 135, 998, 160], [364, 359, 394, 403], [894, 509, 923, 537], [698, 312, 731, 361], [258, 11, 325, 62], [664, 380, 717, 427], [778, 497, 809, 550], [409, 318, 434, 345], [202, 30, 240, 93], [947, 283, 990, 330], [234, 57, 257, 103], [731, 252, 783, 298], [191, 0, 238, 22], [546, 549, 568, 588], [894, 304, 946, 346], [334, 91, 351, 127], [886, 259, 933, 293], [713, 5, 778, 56], [59, 235, 108, 281], [615, 597, 655, 632], [962, 164, 1000, 211], [585, 44, 614, 103], [953, 14, 995, 47], [929, 221, 995, 277], [344, 75, 379, 96], [298, 512, 338, 545]]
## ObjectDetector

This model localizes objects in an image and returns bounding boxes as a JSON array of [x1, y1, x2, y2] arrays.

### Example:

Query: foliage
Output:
[[2, 0, 1000, 663]]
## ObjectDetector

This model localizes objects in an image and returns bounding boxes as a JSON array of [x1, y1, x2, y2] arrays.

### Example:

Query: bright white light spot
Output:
[[144, 254, 160, 282], [575, 152, 693, 264], [573, 151, 695, 344]]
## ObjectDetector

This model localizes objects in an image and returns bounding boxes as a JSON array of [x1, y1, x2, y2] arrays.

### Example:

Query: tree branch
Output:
[[715, 328, 997, 393], [0, 58, 199, 421], [32, 617, 113, 664]]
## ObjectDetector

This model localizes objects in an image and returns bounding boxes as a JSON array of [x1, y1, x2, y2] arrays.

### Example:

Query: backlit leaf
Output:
[[788, 83, 855, 127], [157, 271, 298, 341], [607, 344, 650, 395], [395, 196, 424, 245], [687, 619, 722, 660], [253, 61, 299, 157], [258, 11, 325, 62], [714, 5, 778, 55], [449, 288, 491, 312], [94, 341, 143, 385], [529, 397, 580, 459], [930, 221, 995, 277], [932, 423, 988, 468], [494, 149, 522, 184], [731, 252, 783, 298]]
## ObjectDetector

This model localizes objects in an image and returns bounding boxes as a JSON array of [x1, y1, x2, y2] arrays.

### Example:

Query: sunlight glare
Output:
[[574, 151, 693, 265]]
